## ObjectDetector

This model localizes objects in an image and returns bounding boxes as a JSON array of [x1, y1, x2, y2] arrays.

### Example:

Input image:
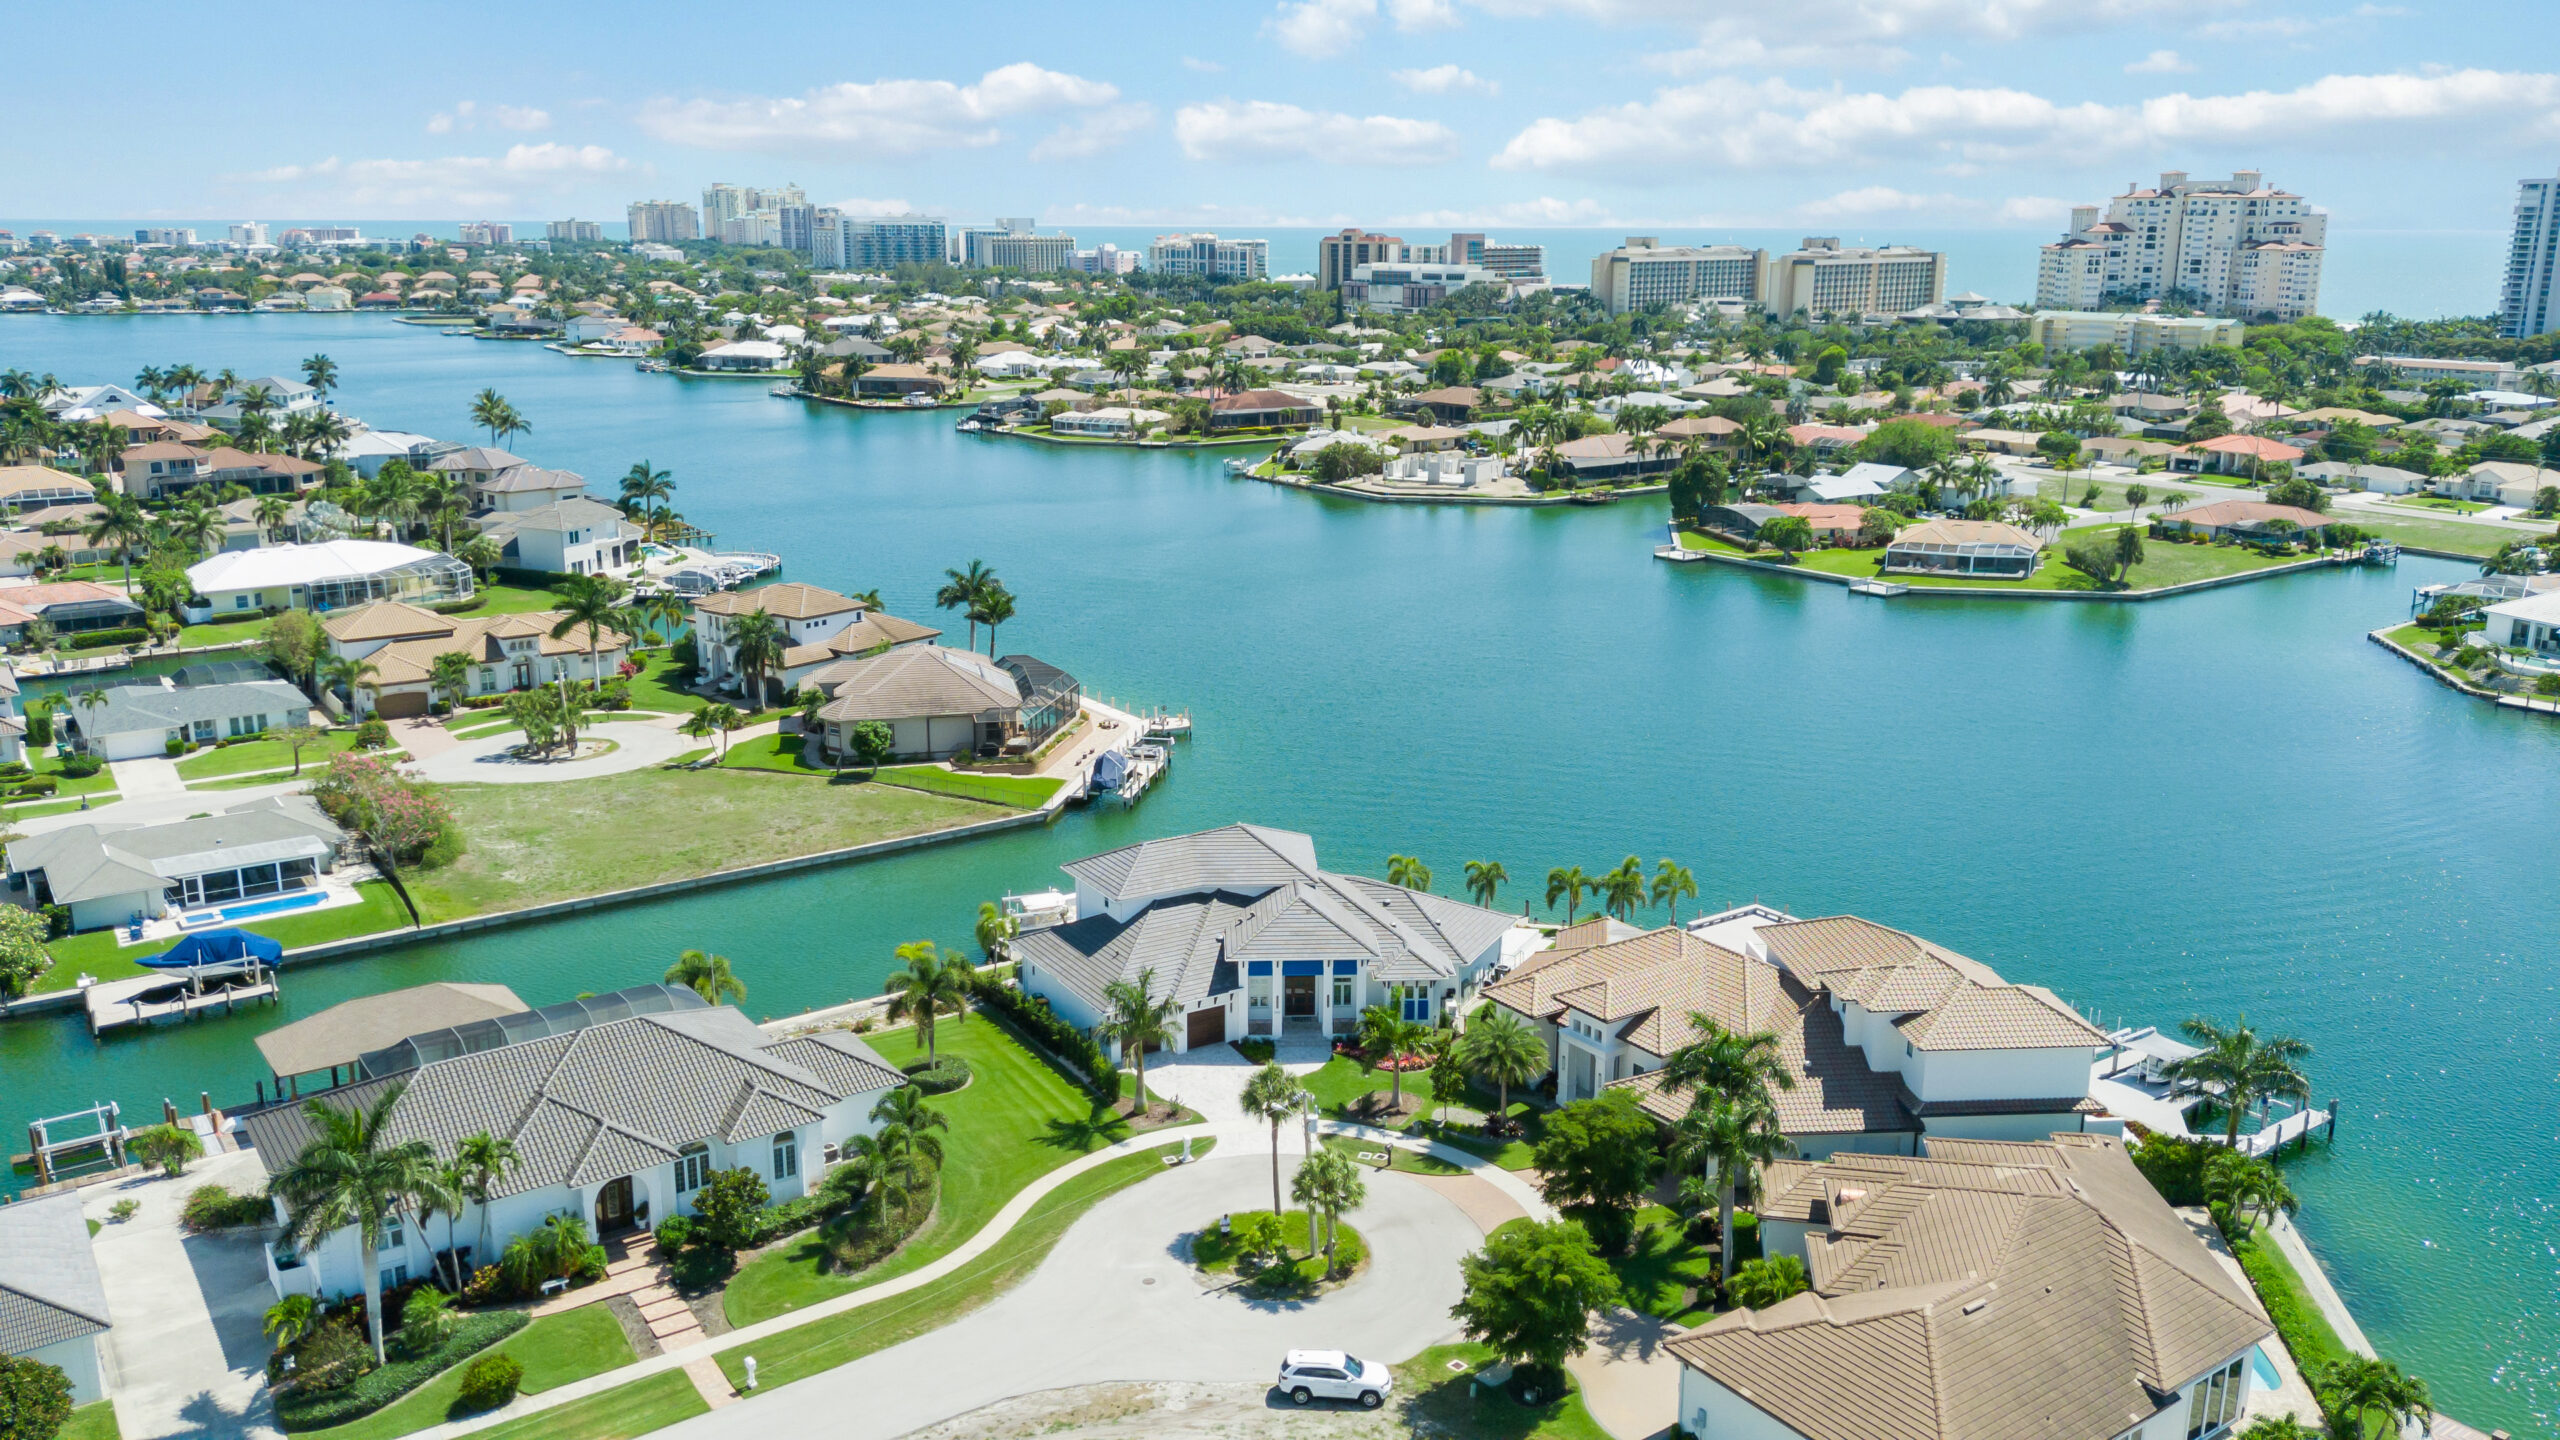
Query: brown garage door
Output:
[[1186, 1006, 1225, 1050], [373, 690, 430, 719]]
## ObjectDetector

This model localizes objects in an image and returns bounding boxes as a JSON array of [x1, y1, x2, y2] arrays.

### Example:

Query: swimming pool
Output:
[[2252, 1346, 2282, 1393], [213, 891, 325, 923]]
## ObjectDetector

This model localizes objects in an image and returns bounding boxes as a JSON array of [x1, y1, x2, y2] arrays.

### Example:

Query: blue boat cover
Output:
[[139, 928, 286, 970], [1093, 750, 1129, 789]]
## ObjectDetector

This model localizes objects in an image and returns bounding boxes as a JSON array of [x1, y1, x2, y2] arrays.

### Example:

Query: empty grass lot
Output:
[[173, 730, 372, 780], [721, 1013, 1138, 1326], [1397, 1342, 1612, 1440], [715, 1139, 1207, 1392], [295, 1306, 635, 1440], [407, 767, 991, 922], [2350, 514, 2526, 558]]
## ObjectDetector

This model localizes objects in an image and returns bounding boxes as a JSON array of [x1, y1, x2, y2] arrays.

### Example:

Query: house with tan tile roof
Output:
[[1667, 1132, 2271, 1440], [691, 582, 940, 702], [320, 599, 631, 718]]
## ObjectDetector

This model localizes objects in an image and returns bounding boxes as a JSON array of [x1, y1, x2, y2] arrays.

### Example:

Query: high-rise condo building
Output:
[[702, 183, 806, 233], [1590, 238, 1766, 315], [1320, 229, 1543, 290], [458, 222, 512, 246], [778, 204, 818, 256], [546, 219, 603, 243], [820, 215, 948, 271], [2499, 170, 2560, 339], [133, 228, 197, 248], [228, 222, 269, 248], [1317, 230, 1407, 290], [2036, 171, 2324, 320], [1148, 233, 1271, 281], [626, 201, 699, 243], [961, 218, 1073, 271], [1073, 244, 1140, 275], [1767, 238, 1945, 319]]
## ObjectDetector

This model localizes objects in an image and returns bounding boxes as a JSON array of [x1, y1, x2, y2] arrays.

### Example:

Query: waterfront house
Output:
[[2452, 460, 2552, 507], [0, 1194, 112, 1404], [1209, 390, 1322, 432], [1012, 823, 1534, 1053], [853, 364, 949, 399], [1787, 463, 1905, 503], [1786, 423, 1870, 455], [62, 672, 316, 760], [1050, 406, 1167, 438], [198, 447, 325, 496], [321, 600, 632, 717], [468, 464, 588, 515], [2174, 434, 2305, 477], [1488, 910, 2110, 1156], [5, 796, 344, 933], [1549, 433, 1674, 481], [1882, 519, 2044, 579], [242, 986, 903, 1298], [422, 447, 529, 491], [0, 465, 94, 513], [2481, 590, 2560, 658], [807, 644, 1063, 763], [1670, 1133, 2268, 1440], [0, 581, 146, 642], [693, 582, 941, 702], [1655, 415, 1742, 452], [475, 497, 638, 577], [188, 540, 476, 615], [338, 430, 456, 480], [1382, 424, 1468, 453], [698, 339, 790, 373], [1700, 503, 1786, 543], [255, 982, 529, 1096], [115, 440, 209, 498], [2154, 500, 2344, 545], [1407, 386, 1482, 424]]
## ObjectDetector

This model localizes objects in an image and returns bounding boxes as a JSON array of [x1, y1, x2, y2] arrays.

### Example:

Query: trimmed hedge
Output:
[[901, 1056, 972, 1095], [70, 627, 149, 648], [180, 1183, 274, 1231], [274, 1310, 527, 1431], [454, 1352, 523, 1413], [967, 972, 1109, 1093]]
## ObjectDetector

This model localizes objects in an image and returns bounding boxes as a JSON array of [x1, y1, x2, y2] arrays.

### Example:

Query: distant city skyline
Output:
[[3, 0, 2557, 241]]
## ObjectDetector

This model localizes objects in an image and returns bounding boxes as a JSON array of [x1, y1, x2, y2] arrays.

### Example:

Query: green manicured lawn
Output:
[[176, 615, 272, 648], [26, 881, 414, 994], [466, 1369, 704, 1440], [716, 1139, 1205, 1393], [1302, 1053, 1446, 1122], [2352, 515, 2524, 558], [1, 793, 115, 816], [616, 652, 713, 715], [1614, 1205, 1719, 1327], [443, 583, 574, 618], [174, 730, 372, 780], [1320, 1132, 1466, 1176], [2383, 493, 2490, 515], [407, 767, 988, 925], [1396, 1342, 1613, 1440], [14, 753, 121, 798], [297, 1307, 636, 1440], [718, 733, 826, 775], [1190, 1208, 1367, 1293], [2231, 1223, 2349, 1380], [872, 765, 1062, 809], [721, 1013, 1135, 1326], [60, 1402, 121, 1440]]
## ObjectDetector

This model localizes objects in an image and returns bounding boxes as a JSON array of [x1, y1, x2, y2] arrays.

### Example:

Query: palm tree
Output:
[[301, 354, 338, 398], [665, 948, 746, 1006], [936, 560, 996, 650], [254, 494, 292, 544], [459, 535, 503, 584], [320, 653, 382, 715], [1672, 1095, 1795, 1282], [1384, 854, 1432, 891], [270, 1083, 443, 1363], [882, 940, 968, 1062], [2318, 1357, 2430, 1440], [1454, 1007, 1546, 1122], [1649, 860, 1698, 923], [427, 651, 472, 711], [968, 584, 1015, 655], [549, 574, 628, 690], [619, 461, 674, 540], [417, 1159, 472, 1291], [973, 900, 1017, 962], [1658, 1016, 1796, 1119], [2165, 1015, 2313, 1148], [1598, 856, 1646, 920], [1240, 1062, 1313, 1220], [1356, 1005, 1433, 1114], [2204, 1149, 2298, 1236], [84, 492, 152, 594], [1545, 865, 1591, 924], [361, 463, 423, 541], [1101, 967, 1180, 1115], [470, 389, 511, 446], [262, 1294, 318, 1352], [453, 1130, 520, 1270], [1462, 860, 1507, 908], [168, 497, 224, 558], [1290, 1147, 1366, 1271], [727, 608, 785, 707], [418, 476, 469, 554]]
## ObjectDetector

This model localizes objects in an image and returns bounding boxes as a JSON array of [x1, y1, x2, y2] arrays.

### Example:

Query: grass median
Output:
[[293, 1306, 635, 1440], [716, 1138, 1212, 1394], [463, 1369, 704, 1440]]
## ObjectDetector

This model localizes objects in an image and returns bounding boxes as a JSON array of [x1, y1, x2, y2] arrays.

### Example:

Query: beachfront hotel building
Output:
[[2030, 311, 2244, 354], [626, 200, 699, 243], [1591, 238, 1766, 315], [2499, 169, 2560, 338], [1147, 233, 1270, 281], [2037, 171, 2326, 320], [1766, 238, 1946, 320]]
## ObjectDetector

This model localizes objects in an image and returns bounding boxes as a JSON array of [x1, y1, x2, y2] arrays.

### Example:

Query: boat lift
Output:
[[22, 1102, 126, 1187]]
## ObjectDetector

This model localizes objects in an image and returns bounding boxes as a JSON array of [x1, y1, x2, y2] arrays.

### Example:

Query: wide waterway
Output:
[[2, 314, 2555, 1430]]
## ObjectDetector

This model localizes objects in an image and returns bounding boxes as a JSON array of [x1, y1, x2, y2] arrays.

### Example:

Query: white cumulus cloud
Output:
[[1393, 64, 1497, 95], [2124, 49, 2194, 74], [637, 64, 1122, 156], [426, 100, 552, 135], [1998, 195, 2078, 223], [1494, 68, 2560, 175], [1796, 185, 1965, 218], [1174, 100, 1461, 165], [237, 143, 628, 211], [1265, 0, 1460, 58]]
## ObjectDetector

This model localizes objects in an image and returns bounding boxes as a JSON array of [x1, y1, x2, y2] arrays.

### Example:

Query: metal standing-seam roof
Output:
[[0, 1193, 112, 1355], [1666, 1134, 2270, 1440], [240, 1005, 902, 1201]]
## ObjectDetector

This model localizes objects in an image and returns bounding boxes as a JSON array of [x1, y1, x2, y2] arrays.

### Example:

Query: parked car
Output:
[[1276, 1350, 1391, 1408]]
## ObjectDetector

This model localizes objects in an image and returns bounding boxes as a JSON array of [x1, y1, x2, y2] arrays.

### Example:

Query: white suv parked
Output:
[[1276, 1349, 1392, 1408]]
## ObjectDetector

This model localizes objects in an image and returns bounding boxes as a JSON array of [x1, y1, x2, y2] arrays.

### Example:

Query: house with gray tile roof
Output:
[[1014, 824, 1533, 1053], [240, 1001, 902, 1302], [0, 1193, 113, 1404], [5, 795, 345, 934], [63, 675, 316, 762]]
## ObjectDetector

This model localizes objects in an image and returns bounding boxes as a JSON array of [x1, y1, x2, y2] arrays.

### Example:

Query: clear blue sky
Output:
[[8, 0, 2555, 238]]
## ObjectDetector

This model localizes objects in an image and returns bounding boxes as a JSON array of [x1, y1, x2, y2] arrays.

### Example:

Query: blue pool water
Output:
[[2253, 1347, 2283, 1393], [213, 892, 324, 923]]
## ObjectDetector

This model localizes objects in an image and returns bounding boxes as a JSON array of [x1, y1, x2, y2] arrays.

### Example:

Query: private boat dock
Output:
[[2093, 1025, 2336, 1158], [84, 964, 280, 1037]]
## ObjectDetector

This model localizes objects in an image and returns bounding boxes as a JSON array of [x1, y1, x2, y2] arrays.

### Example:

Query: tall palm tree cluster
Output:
[[1535, 856, 1698, 925], [933, 559, 1017, 654]]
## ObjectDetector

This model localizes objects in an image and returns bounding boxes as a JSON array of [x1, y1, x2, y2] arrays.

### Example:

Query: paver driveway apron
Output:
[[404, 717, 698, 784], [667, 1155, 1475, 1440], [84, 1148, 282, 1440]]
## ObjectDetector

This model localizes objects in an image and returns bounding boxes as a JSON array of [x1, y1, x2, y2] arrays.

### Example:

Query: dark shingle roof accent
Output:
[[0, 1193, 111, 1354]]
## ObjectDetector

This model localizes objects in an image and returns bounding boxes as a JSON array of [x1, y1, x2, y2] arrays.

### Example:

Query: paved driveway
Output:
[[85, 1149, 282, 1440], [1144, 1034, 1334, 1125], [674, 1155, 1476, 1440], [405, 718, 697, 784]]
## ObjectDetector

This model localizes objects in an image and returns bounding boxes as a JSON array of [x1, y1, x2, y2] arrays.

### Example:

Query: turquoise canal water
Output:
[[3, 315, 2555, 1429]]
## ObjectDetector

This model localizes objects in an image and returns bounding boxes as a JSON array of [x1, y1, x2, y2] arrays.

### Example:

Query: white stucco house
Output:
[[691, 582, 940, 701], [475, 497, 638, 576], [1487, 909, 2114, 1159], [1013, 824, 1539, 1054], [4, 796, 345, 934], [241, 985, 903, 1300], [1666, 1133, 2272, 1440], [0, 1193, 112, 1404], [188, 540, 476, 615]]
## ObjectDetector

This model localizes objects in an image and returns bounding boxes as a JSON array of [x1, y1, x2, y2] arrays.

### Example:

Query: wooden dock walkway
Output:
[[84, 968, 279, 1036]]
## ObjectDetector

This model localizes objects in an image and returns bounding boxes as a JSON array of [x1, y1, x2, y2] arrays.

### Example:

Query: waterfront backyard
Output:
[[3, 314, 2556, 1432]]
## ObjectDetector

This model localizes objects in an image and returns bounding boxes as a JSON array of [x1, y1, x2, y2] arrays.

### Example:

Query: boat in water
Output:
[[998, 889, 1077, 931]]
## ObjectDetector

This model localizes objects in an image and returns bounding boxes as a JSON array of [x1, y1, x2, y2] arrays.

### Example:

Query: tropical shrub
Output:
[[0, 906, 53, 999], [394, 1288, 454, 1358], [0, 1354, 74, 1440], [653, 1215, 695, 1252], [54, 753, 101, 779], [2130, 1132, 2209, 1207], [497, 1214, 603, 1295], [453, 1353, 522, 1414], [353, 719, 391, 749], [901, 1056, 972, 1094], [129, 1123, 204, 1178], [690, 1168, 771, 1252], [181, 1183, 273, 1230], [310, 753, 456, 867], [1727, 1254, 1810, 1309], [273, 1312, 526, 1430]]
